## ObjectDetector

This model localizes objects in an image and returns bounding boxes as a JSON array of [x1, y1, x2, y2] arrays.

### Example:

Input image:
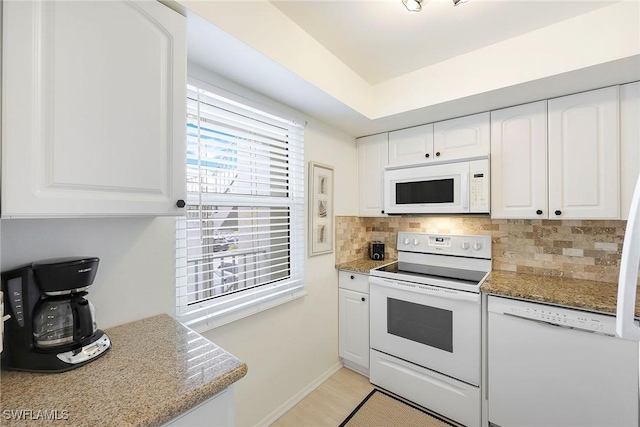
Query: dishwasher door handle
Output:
[[501, 313, 615, 337]]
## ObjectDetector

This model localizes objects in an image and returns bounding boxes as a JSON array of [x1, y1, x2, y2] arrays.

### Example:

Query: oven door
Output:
[[369, 276, 481, 386], [383, 161, 468, 214]]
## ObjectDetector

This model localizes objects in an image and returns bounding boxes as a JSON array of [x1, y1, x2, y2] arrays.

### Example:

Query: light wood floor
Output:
[[271, 367, 374, 427]]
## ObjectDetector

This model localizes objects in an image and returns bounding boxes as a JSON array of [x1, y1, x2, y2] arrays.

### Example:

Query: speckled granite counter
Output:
[[482, 270, 640, 317], [336, 258, 397, 274], [0, 314, 247, 427]]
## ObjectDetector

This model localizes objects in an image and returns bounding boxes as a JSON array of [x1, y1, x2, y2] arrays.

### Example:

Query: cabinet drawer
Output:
[[338, 271, 369, 294]]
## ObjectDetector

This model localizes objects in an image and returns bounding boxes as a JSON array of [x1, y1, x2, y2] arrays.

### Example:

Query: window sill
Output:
[[184, 289, 309, 334]]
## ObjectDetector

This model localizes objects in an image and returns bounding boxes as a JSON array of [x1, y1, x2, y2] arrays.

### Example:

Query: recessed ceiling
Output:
[[179, 0, 639, 136], [270, 0, 618, 84]]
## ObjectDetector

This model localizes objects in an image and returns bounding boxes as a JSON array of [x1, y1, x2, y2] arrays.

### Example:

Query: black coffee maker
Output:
[[1, 257, 110, 372]]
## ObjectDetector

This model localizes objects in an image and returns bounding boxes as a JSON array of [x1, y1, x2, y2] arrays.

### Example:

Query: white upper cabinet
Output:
[[388, 113, 489, 167], [491, 101, 548, 219], [358, 133, 389, 217], [433, 112, 490, 161], [620, 81, 640, 220], [388, 124, 434, 166], [1, 0, 187, 218], [548, 86, 620, 219]]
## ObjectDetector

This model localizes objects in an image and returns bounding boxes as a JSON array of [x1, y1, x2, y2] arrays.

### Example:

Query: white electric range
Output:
[[369, 232, 491, 427]]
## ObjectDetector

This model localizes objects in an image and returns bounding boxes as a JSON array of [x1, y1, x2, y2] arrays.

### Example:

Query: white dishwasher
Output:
[[487, 296, 639, 427]]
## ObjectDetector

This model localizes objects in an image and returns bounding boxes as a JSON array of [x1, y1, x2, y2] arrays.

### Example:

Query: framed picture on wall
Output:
[[309, 162, 334, 256]]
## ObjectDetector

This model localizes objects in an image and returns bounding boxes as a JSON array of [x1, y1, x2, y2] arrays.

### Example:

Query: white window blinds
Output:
[[176, 81, 305, 327]]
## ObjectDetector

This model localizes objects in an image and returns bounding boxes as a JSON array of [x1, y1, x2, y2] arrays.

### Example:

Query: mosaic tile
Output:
[[335, 216, 628, 284]]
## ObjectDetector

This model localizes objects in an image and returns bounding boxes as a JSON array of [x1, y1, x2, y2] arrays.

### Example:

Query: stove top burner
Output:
[[370, 232, 492, 293], [376, 261, 488, 284]]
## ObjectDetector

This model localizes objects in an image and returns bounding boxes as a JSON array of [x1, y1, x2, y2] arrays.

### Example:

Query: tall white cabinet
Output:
[[1, 0, 187, 218], [357, 133, 388, 217], [490, 101, 548, 219], [547, 86, 620, 219], [491, 87, 621, 220]]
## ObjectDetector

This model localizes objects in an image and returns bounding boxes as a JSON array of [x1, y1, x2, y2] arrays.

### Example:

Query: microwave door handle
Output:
[[461, 172, 469, 210]]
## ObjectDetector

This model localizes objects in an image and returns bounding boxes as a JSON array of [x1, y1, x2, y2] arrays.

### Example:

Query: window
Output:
[[176, 79, 305, 328]]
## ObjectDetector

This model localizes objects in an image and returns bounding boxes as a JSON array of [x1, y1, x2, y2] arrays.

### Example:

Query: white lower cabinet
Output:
[[338, 271, 370, 375], [164, 386, 234, 427]]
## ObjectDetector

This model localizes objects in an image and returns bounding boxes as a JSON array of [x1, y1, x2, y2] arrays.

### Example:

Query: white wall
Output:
[[0, 63, 358, 427], [0, 217, 176, 329], [176, 0, 640, 121], [188, 64, 359, 427]]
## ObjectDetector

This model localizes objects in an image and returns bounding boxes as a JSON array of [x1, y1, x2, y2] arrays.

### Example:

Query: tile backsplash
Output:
[[335, 216, 626, 284]]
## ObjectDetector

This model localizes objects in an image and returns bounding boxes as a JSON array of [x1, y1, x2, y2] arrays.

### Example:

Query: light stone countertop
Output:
[[338, 259, 639, 317], [335, 258, 397, 274], [482, 270, 640, 317], [0, 314, 247, 427]]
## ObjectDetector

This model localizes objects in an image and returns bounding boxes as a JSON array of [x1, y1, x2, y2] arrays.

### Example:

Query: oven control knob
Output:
[[403, 238, 410, 245], [472, 241, 483, 251], [412, 238, 420, 246], [460, 241, 470, 250]]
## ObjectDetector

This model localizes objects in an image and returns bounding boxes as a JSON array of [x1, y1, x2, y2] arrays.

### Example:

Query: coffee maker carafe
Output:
[[1, 257, 110, 372]]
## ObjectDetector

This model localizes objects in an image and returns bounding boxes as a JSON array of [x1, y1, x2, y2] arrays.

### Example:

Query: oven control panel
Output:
[[398, 232, 491, 259]]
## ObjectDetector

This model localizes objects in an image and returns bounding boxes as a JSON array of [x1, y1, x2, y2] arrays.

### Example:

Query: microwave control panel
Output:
[[469, 159, 490, 213]]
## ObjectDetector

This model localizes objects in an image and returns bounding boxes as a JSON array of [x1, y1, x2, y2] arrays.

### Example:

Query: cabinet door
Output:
[[548, 86, 620, 219], [620, 82, 640, 220], [388, 124, 434, 166], [357, 133, 388, 217], [491, 101, 548, 219], [1, 0, 186, 218], [339, 288, 370, 371], [433, 112, 490, 161]]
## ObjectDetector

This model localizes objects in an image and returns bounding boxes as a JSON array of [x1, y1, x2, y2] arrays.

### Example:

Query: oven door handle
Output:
[[370, 276, 480, 303]]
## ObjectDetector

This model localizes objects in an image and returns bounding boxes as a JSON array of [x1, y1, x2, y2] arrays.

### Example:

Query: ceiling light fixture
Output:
[[402, 0, 423, 12], [453, 0, 469, 5]]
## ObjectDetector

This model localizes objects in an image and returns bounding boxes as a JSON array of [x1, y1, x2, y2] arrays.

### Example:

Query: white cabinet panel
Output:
[[491, 101, 548, 219], [357, 133, 388, 217], [164, 387, 234, 427], [388, 124, 434, 166], [434, 112, 490, 160], [2, 0, 186, 217], [548, 86, 620, 219], [339, 288, 370, 374], [621, 81, 640, 220]]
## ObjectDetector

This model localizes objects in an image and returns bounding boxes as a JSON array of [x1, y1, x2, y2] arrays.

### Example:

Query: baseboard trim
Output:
[[255, 361, 343, 427]]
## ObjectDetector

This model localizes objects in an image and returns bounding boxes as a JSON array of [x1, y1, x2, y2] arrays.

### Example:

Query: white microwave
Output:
[[383, 156, 490, 215]]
